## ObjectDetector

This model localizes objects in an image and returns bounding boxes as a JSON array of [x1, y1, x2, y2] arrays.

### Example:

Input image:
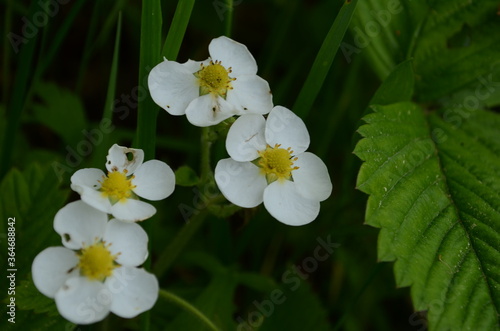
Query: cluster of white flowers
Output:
[[32, 144, 175, 324], [33, 35, 332, 326], [150, 36, 332, 226]]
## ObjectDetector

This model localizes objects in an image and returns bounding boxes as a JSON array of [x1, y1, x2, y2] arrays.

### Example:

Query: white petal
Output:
[[111, 199, 156, 222], [293, 152, 332, 201], [263, 180, 320, 226], [106, 144, 144, 174], [106, 267, 159, 319], [148, 60, 199, 116], [226, 75, 273, 115], [226, 114, 266, 162], [132, 160, 175, 200], [55, 277, 110, 325], [185, 94, 236, 127], [78, 186, 113, 215], [103, 219, 149, 267], [70, 168, 105, 192], [32, 247, 79, 298], [183, 59, 205, 73], [215, 158, 267, 208], [208, 36, 257, 76], [54, 200, 108, 249], [265, 106, 310, 155]]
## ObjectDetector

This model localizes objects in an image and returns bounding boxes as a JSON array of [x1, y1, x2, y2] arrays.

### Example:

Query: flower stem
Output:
[[153, 127, 223, 278], [224, 0, 234, 37], [200, 127, 214, 184], [159, 289, 221, 331], [153, 208, 209, 277]]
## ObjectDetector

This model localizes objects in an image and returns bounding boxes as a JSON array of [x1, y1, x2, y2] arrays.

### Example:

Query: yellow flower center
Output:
[[195, 60, 235, 98], [78, 242, 118, 281], [100, 171, 135, 203], [258, 144, 299, 183]]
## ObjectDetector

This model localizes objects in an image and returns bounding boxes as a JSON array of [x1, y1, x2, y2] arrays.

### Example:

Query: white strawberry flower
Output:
[[215, 106, 332, 226], [148, 36, 273, 127], [31, 201, 159, 325], [70, 144, 175, 222]]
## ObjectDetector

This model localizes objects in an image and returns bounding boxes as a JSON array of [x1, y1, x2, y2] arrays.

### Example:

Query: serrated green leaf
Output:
[[354, 101, 500, 330], [351, 0, 500, 102], [175, 165, 200, 187], [349, 0, 425, 78], [370, 59, 414, 105], [31, 82, 87, 146], [0, 163, 68, 276], [15, 280, 59, 316]]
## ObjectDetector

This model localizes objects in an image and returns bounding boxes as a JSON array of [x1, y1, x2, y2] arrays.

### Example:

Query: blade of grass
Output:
[[136, 0, 162, 159], [102, 12, 122, 136], [91, 12, 122, 165], [36, 0, 87, 79], [137, 2, 162, 330], [293, 0, 359, 119], [0, 2, 40, 179], [260, 0, 299, 78], [90, 0, 127, 53], [75, 1, 102, 93], [162, 0, 195, 61]]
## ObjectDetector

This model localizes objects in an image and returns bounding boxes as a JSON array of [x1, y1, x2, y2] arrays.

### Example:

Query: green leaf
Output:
[[369, 59, 414, 105], [354, 101, 500, 330], [162, 0, 195, 61], [351, 0, 500, 101], [31, 82, 87, 146], [0, 163, 70, 329], [413, 4, 500, 101], [136, 0, 162, 159], [0, 163, 69, 275], [15, 279, 59, 316], [349, 0, 425, 79], [175, 165, 200, 187], [293, 0, 359, 118]]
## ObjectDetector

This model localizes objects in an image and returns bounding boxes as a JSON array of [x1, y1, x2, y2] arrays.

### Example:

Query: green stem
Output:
[[224, 0, 233, 37], [159, 289, 221, 331], [153, 208, 209, 278], [200, 127, 214, 184]]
